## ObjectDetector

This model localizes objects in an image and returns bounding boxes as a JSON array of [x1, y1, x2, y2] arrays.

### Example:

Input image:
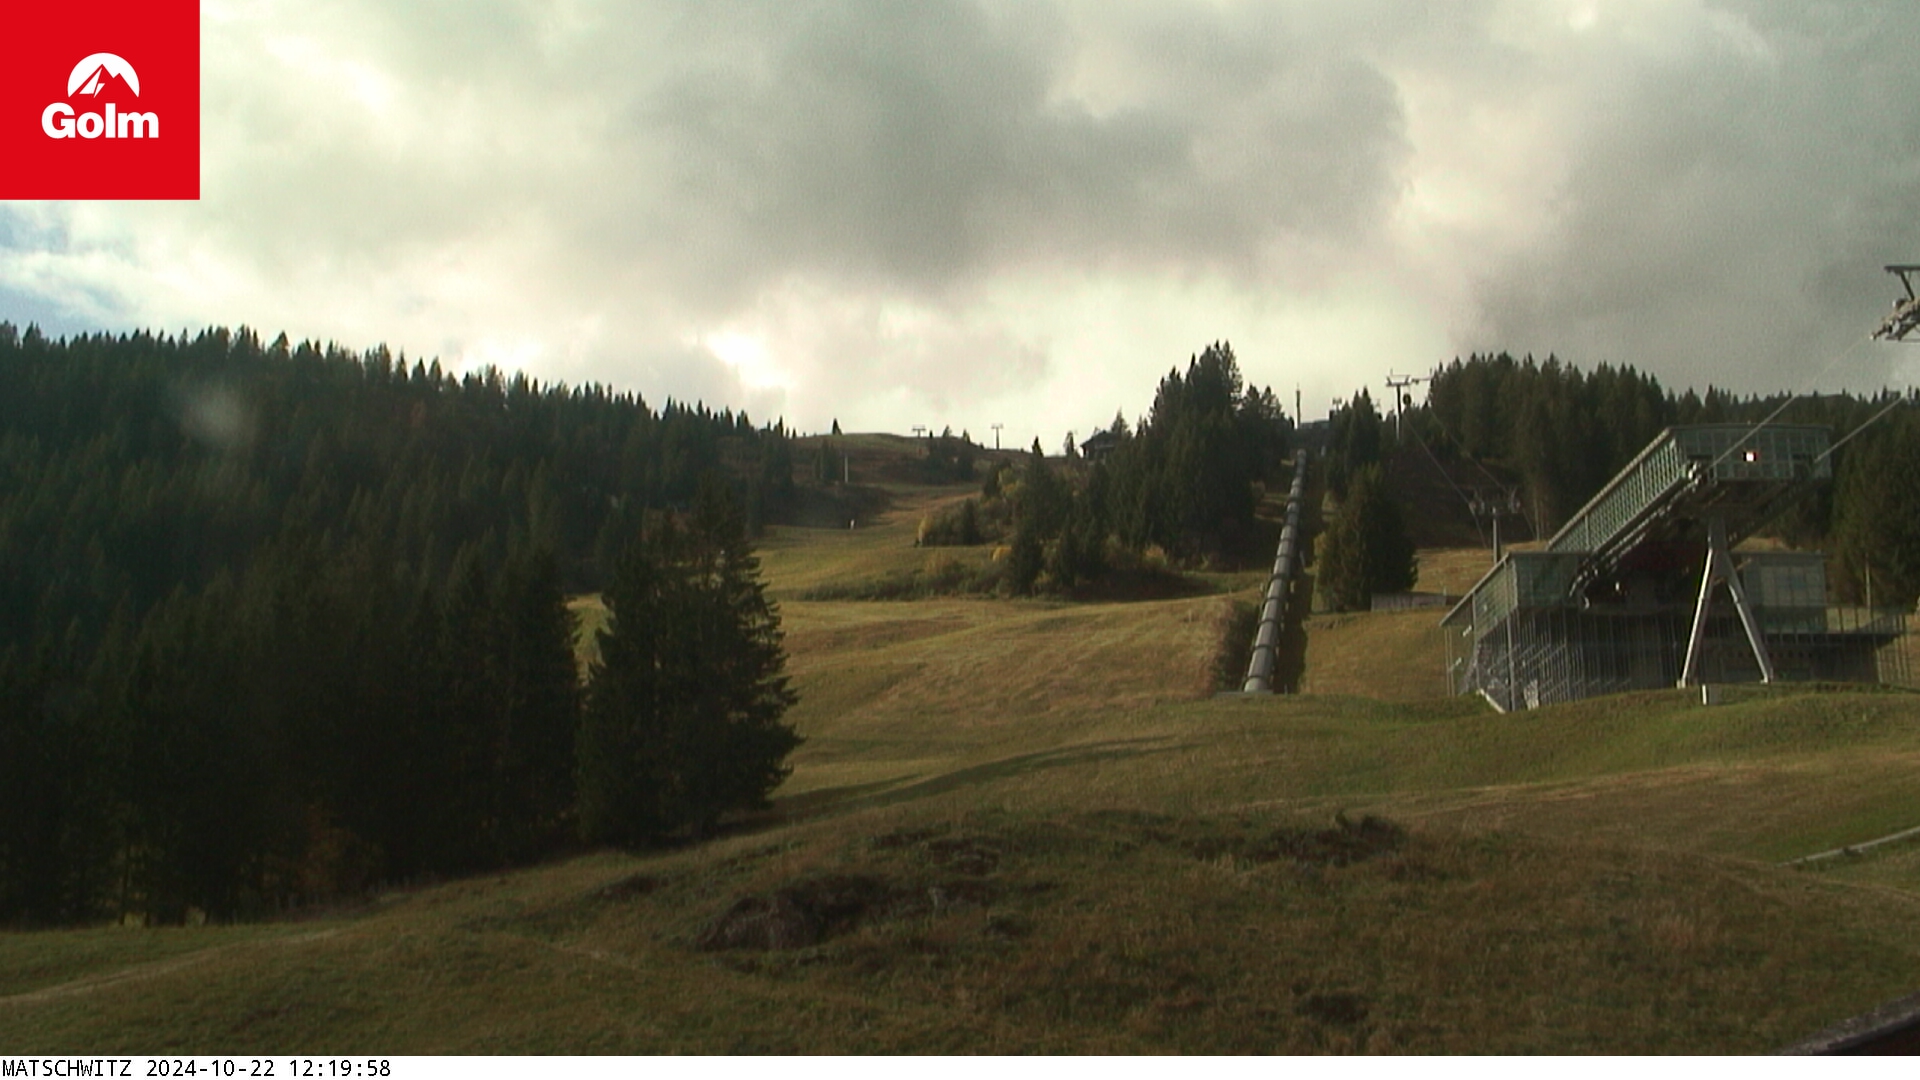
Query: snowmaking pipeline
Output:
[[1241, 453, 1309, 694]]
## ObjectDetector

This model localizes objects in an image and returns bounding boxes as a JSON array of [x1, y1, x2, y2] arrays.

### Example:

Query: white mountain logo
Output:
[[67, 53, 141, 97], [43, 53, 158, 140]]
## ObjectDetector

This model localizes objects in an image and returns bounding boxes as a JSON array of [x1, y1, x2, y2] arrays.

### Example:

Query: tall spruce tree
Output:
[[1316, 464, 1416, 611], [578, 479, 800, 845], [1328, 389, 1383, 498]]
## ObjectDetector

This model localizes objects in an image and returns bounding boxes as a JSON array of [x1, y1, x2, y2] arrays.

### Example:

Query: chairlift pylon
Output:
[[1872, 265, 1920, 342]]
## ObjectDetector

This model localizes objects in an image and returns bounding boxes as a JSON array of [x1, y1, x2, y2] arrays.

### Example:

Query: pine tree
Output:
[[493, 548, 582, 856], [959, 498, 982, 546], [432, 544, 580, 868], [1316, 464, 1415, 611], [1316, 505, 1369, 612], [1046, 495, 1106, 591], [1328, 390, 1383, 498], [1016, 440, 1069, 539], [1833, 408, 1920, 607], [0, 639, 126, 925], [1354, 465, 1418, 595], [578, 481, 800, 845], [1006, 523, 1045, 595]]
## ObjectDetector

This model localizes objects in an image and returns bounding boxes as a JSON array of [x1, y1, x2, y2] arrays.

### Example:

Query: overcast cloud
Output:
[[3, 0, 1919, 443]]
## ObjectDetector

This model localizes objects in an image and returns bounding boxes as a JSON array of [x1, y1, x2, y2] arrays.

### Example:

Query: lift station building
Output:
[[1442, 424, 1910, 711]]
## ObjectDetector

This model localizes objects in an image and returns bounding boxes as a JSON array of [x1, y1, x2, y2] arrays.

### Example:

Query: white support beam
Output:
[[1679, 517, 1776, 687]]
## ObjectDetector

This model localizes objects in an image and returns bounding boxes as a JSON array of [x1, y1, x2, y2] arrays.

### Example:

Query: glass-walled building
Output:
[[1442, 426, 1910, 711]]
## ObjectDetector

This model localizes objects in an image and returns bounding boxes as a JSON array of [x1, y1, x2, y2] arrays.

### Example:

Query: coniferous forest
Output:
[[6, 325, 1915, 926], [917, 341, 1294, 589], [1095, 342, 1292, 560], [0, 324, 801, 925]]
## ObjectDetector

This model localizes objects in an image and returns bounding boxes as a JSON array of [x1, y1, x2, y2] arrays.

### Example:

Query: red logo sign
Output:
[[1, 2, 199, 199]]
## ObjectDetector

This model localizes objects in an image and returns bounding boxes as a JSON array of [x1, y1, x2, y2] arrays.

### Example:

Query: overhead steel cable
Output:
[[1409, 428, 1486, 547], [1704, 334, 1875, 474], [1813, 392, 1911, 465]]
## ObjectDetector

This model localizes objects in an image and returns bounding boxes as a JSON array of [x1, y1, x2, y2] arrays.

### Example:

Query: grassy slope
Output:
[[7, 463, 1920, 1053]]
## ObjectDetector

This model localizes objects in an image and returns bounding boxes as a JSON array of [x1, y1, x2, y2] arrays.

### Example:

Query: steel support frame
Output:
[[1679, 517, 1776, 687]]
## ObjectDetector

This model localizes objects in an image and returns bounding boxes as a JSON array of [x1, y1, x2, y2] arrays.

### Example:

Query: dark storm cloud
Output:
[[10, 0, 1920, 434], [611, 0, 1411, 306], [1465, 0, 1920, 393], [178, 0, 1414, 311], [82, 0, 1413, 421]]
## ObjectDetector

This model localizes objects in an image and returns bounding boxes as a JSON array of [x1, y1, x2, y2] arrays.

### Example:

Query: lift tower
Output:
[[1872, 265, 1920, 342], [1385, 372, 1430, 440]]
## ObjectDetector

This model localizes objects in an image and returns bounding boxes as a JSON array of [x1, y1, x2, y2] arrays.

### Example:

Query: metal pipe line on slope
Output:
[[1242, 453, 1310, 693]]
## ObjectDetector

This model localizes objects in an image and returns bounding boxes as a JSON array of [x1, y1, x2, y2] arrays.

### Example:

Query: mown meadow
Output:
[[5, 467, 1920, 1053]]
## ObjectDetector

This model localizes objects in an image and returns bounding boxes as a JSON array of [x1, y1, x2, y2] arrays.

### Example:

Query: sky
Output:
[[5, 0, 1920, 447]]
